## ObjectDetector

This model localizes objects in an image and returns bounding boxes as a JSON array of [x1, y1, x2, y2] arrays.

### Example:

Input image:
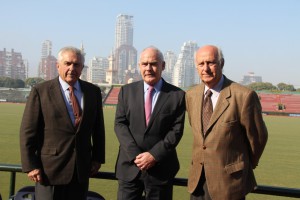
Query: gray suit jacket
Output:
[[114, 79, 185, 181], [20, 77, 105, 185], [186, 76, 268, 200]]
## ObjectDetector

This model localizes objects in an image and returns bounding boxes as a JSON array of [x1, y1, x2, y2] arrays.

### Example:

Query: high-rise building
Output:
[[106, 53, 118, 85], [88, 57, 109, 84], [23, 59, 29, 79], [239, 72, 263, 85], [163, 51, 177, 84], [79, 43, 88, 81], [115, 14, 134, 49], [113, 14, 137, 84], [39, 40, 56, 79], [173, 41, 199, 88], [0, 48, 27, 80], [38, 55, 57, 81], [41, 40, 52, 58]]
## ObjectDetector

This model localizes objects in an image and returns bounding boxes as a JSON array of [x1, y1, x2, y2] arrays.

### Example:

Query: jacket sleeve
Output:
[[20, 87, 43, 172], [91, 87, 106, 164], [149, 91, 186, 162], [241, 90, 268, 168], [114, 87, 142, 161]]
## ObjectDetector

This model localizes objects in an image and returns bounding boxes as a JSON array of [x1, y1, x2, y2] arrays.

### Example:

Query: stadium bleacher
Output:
[[259, 93, 300, 114], [103, 86, 121, 105]]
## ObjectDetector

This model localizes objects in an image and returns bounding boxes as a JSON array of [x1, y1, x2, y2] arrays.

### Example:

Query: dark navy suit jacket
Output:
[[114, 79, 185, 181]]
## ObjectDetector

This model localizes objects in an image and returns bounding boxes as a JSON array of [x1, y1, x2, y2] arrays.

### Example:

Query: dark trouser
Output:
[[190, 170, 245, 200], [117, 171, 173, 200], [35, 169, 89, 200], [190, 170, 211, 200]]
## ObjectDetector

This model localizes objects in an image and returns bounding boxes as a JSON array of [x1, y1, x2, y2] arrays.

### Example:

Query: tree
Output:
[[25, 77, 45, 87], [247, 82, 277, 91], [277, 82, 295, 91], [0, 77, 25, 88]]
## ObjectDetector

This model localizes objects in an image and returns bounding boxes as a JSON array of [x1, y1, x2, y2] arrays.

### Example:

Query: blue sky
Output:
[[1, 0, 300, 87]]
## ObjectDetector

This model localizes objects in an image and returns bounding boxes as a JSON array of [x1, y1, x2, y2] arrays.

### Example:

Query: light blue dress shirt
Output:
[[59, 77, 83, 126]]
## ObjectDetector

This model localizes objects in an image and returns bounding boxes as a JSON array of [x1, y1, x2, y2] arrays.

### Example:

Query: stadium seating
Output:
[[103, 86, 121, 105]]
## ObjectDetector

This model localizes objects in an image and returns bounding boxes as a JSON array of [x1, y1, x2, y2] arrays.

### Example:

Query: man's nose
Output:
[[203, 63, 210, 71], [146, 63, 152, 70], [69, 63, 76, 70]]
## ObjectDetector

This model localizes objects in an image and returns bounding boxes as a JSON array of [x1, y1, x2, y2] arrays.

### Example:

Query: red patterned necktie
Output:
[[69, 86, 82, 128], [145, 86, 154, 126], [202, 90, 213, 134]]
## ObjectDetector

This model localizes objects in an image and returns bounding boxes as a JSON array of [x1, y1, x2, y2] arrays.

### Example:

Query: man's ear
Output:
[[162, 61, 166, 71], [220, 58, 225, 69]]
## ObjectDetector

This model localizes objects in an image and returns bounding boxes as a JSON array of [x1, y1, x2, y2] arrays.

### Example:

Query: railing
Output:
[[1, 163, 300, 199]]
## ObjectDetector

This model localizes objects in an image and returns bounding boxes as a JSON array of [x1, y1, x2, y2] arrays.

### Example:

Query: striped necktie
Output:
[[69, 86, 82, 128], [202, 90, 213, 134]]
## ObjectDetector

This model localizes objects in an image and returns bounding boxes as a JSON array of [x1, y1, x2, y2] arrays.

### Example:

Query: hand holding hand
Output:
[[134, 152, 156, 171], [27, 169, 42, 183]]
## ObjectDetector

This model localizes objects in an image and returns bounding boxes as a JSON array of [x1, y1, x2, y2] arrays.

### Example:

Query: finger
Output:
[[36, 175, 42, 182]]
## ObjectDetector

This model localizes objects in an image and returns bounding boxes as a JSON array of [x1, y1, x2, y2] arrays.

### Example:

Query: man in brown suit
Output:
[[20, 46, 105, 200], [186, 45, 268, 200]]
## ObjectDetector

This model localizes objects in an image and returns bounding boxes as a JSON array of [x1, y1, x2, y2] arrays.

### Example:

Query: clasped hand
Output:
[[134, 152, 156, 171]]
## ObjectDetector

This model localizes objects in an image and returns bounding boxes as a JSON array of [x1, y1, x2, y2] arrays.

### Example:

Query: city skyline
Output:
[[1, 1, 300, 87]]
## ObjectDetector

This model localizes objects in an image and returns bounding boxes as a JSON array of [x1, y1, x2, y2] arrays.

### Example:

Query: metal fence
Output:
[[1, 163, 300, 199]]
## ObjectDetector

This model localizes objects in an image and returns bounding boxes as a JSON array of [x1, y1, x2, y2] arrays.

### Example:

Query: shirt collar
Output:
[[204, 75, 224, 95], [144, 79, 163, 92], [59, 76, 80, 91]]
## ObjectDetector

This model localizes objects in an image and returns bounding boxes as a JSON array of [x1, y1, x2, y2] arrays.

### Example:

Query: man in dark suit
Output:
[[186, 45, 268, 200], [114, 46, 185, 200], [20, 46, 105, 200]]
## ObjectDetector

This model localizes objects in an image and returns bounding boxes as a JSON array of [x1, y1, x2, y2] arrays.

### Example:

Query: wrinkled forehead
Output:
[[140, 52, 161, 63], [196, 50, 218, 62]]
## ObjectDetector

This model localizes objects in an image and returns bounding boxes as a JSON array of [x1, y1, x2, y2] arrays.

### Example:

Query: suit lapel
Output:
[[49, 78, 74, 128], [78, 80, 88, 130], [136, 81, 147, 129], [206, 78, 231, 135], [192, 84, 205, 137], [147, 80, 169, 128]]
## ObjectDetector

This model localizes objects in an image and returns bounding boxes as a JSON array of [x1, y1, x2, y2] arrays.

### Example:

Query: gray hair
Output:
[[57, 46, 85, 64], [216, 46, 224, 66], [140, 46, 164, 62]]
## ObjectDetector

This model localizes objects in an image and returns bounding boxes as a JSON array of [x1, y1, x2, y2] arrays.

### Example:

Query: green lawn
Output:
[[0, 103, 299, 200]]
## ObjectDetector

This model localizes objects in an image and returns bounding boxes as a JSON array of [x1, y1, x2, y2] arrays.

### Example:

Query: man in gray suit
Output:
[[186, 45, 268, 200], [20, 46, 105, 200], [114, 46, 185, 200]]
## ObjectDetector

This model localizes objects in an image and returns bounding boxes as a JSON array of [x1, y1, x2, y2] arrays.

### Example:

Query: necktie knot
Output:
[[206, 89, 213, 98], [69, 86, 74, 92], [149, 86, 154, 93]]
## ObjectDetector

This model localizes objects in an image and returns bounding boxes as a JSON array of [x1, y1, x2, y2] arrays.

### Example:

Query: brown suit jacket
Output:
[[20, 77, 105, 185], [185, 76, 268, 200]]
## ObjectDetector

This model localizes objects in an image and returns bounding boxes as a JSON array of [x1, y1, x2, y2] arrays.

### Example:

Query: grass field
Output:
[[0, 103, 300, 200]]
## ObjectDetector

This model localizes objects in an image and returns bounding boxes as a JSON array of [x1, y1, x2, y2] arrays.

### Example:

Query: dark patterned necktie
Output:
[[202, 90, 213, 134], [69, 86, 82, 128], [145, 86, 154, 126]]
